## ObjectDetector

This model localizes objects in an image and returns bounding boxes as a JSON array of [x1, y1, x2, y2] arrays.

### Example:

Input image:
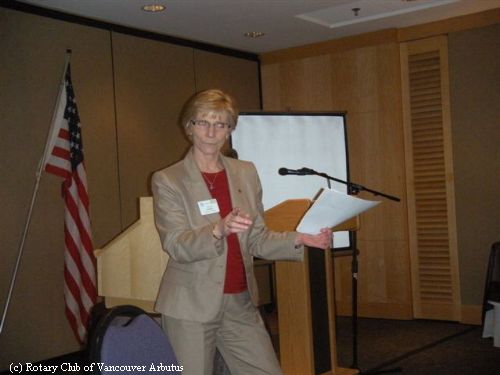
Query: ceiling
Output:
[[18, 0, 500, 54]]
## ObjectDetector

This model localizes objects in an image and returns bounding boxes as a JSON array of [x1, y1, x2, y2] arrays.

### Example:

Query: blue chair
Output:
[[88, 305, 180, 374]]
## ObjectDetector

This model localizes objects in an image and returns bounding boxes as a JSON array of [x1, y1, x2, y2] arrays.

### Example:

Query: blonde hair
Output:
[[179, 89, 239, 135]]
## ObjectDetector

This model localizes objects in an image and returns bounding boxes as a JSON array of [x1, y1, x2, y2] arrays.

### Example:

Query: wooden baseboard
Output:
[[336, 301, 413, 320], [321, 367, 359, 375], [336, 301, 482, 325]]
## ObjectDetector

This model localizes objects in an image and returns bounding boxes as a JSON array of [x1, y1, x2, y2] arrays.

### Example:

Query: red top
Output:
[[202, 170, 247, 294]]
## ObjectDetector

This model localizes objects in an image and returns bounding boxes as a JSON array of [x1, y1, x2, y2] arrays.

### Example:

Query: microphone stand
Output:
[[301, 168, 401, 375]]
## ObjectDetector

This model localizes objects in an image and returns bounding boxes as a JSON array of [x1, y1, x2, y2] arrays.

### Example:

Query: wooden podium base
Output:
[[265, 199, 360, 375]]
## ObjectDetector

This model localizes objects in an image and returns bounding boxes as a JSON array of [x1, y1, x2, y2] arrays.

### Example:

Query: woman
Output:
[[151, 89, 331, 375]]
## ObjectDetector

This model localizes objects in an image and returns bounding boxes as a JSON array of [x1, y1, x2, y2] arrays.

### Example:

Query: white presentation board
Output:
[[231, 112, 351, 249]]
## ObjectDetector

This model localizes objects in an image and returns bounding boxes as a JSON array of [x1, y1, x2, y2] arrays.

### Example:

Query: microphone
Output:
[[278, 167, 315, 176]]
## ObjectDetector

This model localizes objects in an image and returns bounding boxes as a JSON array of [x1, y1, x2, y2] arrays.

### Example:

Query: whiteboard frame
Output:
[[231, 111, 352, 251]]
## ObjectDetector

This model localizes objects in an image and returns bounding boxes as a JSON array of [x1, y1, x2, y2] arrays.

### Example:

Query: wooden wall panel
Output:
[[0, 8, 118, 368], [262, 56, 333, 112], [261, 43, 412, 319], [448, 24, 500, 310], [260, 64, 283, 110], [397, 7, 500, 42], [112, 33, 195, 228], [193, 50, 260, 111], [261, 29, 398, 65]]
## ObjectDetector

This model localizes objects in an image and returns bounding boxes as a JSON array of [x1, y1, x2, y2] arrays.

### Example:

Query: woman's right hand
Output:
[[295, 228, 333, 250], [213, 207, 253, 239]]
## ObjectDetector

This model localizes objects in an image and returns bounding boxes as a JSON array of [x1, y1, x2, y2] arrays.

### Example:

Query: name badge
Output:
[[198, 199, 220, 215]]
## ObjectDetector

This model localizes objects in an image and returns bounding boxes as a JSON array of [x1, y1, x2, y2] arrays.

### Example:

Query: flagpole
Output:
[[0, 50, 72, 336]]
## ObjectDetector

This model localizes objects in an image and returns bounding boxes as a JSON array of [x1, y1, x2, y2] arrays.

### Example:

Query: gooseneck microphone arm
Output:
[[278, 167, 400, 202], [313, 169, 400, 202]]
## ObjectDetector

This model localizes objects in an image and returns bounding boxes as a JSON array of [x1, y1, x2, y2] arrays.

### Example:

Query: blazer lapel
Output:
[[221, 155, 245, 209], [181, 149, 221, 225], [220, 155, 250, 244]]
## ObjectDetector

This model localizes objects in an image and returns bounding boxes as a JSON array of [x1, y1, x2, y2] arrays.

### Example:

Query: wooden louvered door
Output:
[[400, 36, 461, 321]]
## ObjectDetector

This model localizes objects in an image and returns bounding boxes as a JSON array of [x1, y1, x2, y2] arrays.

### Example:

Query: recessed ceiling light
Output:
[[244, 31, 266, 38], [142, 4, 166, 12]]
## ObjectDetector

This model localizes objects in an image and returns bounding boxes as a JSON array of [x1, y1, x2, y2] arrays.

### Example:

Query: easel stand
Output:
[[289, 168, 402, 375]]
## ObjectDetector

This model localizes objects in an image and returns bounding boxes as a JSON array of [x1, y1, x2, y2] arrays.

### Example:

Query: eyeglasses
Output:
[[190, 119, 232, 130]]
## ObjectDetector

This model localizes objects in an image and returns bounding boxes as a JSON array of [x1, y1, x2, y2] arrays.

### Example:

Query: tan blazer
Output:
[[151, 149, 304, 322]]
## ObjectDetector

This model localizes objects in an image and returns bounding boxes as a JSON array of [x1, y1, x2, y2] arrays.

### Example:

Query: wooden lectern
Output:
[[94, 197, 167, 312], [265, 199, 358, 375]]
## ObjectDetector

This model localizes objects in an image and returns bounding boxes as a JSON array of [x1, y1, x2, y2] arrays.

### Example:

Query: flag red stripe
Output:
[[64, 213, 95, 298], [74, 169, 90, 212], [65, 305, 83, 344], [64, 233, 94, 342], [65, 181, 94, 258], [64, 265, 92, 327], [51, 146, 70, 160], [64, 225, 96, 301], [59, 128, 70, 140], [64, 286, 86, 343], [64, 266, 88, 323], [45, 164, 71, 179], [65, 209, 94, 283]]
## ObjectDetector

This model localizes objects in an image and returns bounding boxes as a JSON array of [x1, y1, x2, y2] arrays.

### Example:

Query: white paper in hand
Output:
[[296, 188, 380, 234]]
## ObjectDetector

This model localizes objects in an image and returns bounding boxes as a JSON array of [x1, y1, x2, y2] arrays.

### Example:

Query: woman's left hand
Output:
[[295, 228, 333, 250]]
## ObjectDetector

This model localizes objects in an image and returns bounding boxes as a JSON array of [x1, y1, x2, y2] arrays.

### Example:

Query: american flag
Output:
[[43, 64, 97, 344]]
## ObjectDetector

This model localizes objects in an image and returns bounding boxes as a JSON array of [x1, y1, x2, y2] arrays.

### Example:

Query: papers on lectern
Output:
[[296, 188, 380, 235]]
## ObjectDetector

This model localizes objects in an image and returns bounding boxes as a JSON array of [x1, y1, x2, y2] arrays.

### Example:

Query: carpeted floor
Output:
[[308, 316, 499, 374], [262, 310, 500, 374]]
